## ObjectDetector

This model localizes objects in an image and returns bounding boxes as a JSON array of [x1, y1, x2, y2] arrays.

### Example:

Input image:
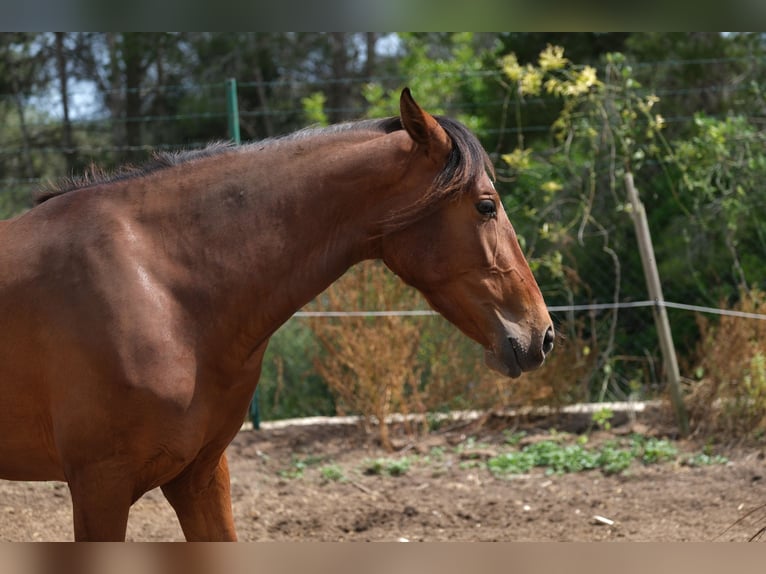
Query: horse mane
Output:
[[34, 142, 238, 204], [35, 115, 493, 221]]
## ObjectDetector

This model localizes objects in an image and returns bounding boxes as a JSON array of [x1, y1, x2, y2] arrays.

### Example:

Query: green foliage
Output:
[[637, 437, 678, 464], [319, 464, 346, 482], [487, 451, 536, 474], [503, 430, 527, 446], [665, 114, 766, 299], [362, 32, 495, 133], [497, 44, 675, 399], [0, 186, 32, 219], [487, 433, 693, 477], [277, 454, 326, 479], [257, 321, 336, 421], [591, 407, 614, 431], [301, 92, 328, 126], [362, 457, 411, 477], [683, 452, 728, 467], [597, 442, 635, 475]]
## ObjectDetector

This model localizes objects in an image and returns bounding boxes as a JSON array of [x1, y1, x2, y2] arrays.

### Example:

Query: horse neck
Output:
[[147, 132, 434, 364]]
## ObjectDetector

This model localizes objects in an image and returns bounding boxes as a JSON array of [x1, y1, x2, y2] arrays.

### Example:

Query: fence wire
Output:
[[295, 301, 766, 321]]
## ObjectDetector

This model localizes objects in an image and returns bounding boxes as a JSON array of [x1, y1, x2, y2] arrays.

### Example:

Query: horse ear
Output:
[[399, 88, 451, 158]]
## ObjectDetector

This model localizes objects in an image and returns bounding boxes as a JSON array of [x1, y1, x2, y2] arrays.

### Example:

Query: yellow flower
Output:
[[545, 78, 563, 96], [501, 53, 523, 82], [565, 66, 600, 96], [520, 65, 542, 96], [538, 44, 568, 71], [541, 180, 563, 194], [502, 148, 533, 170]]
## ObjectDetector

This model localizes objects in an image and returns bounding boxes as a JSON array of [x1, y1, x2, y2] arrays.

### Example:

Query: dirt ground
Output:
[[1, 407, 765, 542]]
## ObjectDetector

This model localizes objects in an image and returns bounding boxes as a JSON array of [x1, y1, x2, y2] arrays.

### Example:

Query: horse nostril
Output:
[[542, 325, 555, 356]]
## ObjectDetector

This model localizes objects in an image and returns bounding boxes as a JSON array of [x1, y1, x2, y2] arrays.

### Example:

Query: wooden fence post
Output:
[[625, 172, 689, 436]]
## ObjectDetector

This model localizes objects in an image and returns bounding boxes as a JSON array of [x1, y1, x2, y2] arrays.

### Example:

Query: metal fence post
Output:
[[226, 77, 259, 429], [225, 78, 241, 145]]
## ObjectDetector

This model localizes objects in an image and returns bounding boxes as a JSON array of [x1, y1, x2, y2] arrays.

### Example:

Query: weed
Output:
[[362, 457, 411, 477], [487, 451, 536, 475], [278, 454, 326, 479], [425, 446, 446, 463], [320, 464, 346, 482], [487, 434, 690, 477], [502, 430, 527, 446], [639, 438, 678, 464], [597, 443, 634, 475], [591, 407, 614, 431], [683, 453, 728, 467]]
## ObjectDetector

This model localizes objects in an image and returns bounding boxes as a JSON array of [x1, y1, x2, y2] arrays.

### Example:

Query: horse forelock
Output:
[[378, 115, 494, 236]]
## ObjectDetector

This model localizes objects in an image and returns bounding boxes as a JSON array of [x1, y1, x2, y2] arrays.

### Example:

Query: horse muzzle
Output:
[[484, 316, 554, 378]]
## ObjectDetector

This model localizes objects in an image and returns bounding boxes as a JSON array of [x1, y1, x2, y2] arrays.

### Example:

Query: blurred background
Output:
[[2, 32, 765, 440]]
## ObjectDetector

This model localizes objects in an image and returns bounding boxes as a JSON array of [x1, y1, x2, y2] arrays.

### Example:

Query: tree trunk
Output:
[[364, 33, 377, 79], [122, 33, 145, 163], [55, 32, 77, 174], [328, 32, 350, 123]]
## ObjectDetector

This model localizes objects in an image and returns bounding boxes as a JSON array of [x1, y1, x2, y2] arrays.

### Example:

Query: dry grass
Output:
[[688, 289, 766, 439], [306, 261, 592, 448], [307, 262, 427, 450]]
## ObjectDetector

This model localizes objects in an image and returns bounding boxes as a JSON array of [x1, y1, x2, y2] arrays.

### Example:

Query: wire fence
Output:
[[3, 54, 765, 426], [2, 51, 764, 181], [294, 301, 766, 321]]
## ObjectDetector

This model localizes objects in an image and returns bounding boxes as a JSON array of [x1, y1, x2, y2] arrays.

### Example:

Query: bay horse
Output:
[[0, 89, 553, 541]]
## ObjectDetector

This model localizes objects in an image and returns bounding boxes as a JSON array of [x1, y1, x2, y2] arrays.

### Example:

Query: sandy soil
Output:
[[1, 408, 765, 542]]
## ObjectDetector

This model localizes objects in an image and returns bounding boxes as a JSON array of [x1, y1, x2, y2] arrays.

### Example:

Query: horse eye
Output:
[[476, 199, 496, 217]]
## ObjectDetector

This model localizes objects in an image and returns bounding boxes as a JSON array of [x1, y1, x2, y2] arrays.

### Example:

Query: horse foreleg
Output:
[[66, 465, 133, 541], [161, 452, 237, 541]]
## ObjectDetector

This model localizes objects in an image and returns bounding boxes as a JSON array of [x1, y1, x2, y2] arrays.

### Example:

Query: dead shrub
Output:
[[689, 289, 766, 439], [307, 261, 426, 450], [507, 317, 596, 409], [306, 262, 593, 447]]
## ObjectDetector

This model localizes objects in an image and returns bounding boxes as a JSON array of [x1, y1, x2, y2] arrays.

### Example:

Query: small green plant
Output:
[[425, 446, 446, 463], [640, 438, 678, 464], [502, 430, 527, 446], [488, 441, 602, 476], [597, 441, 634, 475], [278, 454, 326, 479], [487, 434, 695, 477], [426, 413, 445, 432], [487, 451, 537, 475], [591, 407, 614, 431], [683, 453, 729, 467], [529, 441, 601, 475], [362, 457, 411, 477], [454, 436, 491, 453], [320, 464, 346, 482]]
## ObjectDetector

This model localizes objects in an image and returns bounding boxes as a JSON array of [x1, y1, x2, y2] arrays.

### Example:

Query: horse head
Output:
[[381, 89, 554, 377]]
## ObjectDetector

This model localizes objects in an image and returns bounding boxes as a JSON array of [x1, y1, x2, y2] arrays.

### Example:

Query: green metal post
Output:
[[249, 392, 261, 430], [226, 77, 258, 428], [225, 78, 241, 145]]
